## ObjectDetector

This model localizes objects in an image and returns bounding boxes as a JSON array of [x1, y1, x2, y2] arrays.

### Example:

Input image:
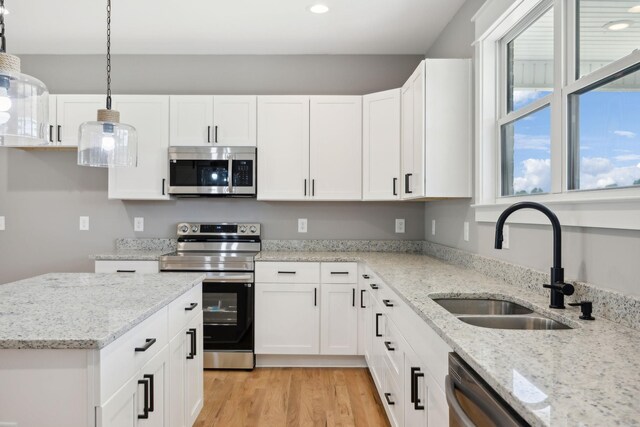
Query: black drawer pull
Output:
[[185, 302, 198, 311], [383, 299, 394, 307], [116, 269, 136, 273], [186, 329, 196, 359], [207, 126, 211, 143], [48, 125, 53, 142], [393, 177, 398, 196], [143, 374, 155, 412], [405, 173, 413, 194], [135, 338, 156, 352], [362, 274, 370, 279], [384, 393, 395, 405], [352, 288, 356, 307], [384, 341, 395, 351], [330, 271, 350, 275], [370, 284, 379, 290], [137, 378, 150, 419], [278, 271, 297, 274], [375, 313, 383, 337], [411, 368, 425, 410], [57, 125, 62, 142], [360, 289, 366, 308]]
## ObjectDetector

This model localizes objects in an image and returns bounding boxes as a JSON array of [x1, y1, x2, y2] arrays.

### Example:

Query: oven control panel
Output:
[[177, 222, 261, 236]]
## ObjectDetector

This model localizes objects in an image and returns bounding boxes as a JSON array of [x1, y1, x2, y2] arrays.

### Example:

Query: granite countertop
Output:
[[0, 272, 205, 350], [92, 249, 174, 261], [256, 251, 640, 427]]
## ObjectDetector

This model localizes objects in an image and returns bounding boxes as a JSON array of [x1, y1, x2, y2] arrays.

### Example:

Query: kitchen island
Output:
[[0, 272, 205, 427]]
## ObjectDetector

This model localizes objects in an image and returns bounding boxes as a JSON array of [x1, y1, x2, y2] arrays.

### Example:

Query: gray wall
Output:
[[0, 54, 425, 285], [425, 0, 640, 297]]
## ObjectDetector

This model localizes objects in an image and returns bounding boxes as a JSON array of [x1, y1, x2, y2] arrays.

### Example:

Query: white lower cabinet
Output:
[[403, 348, 428, 426], [95, 261, 159, 274], [320, 283, 358, 355]]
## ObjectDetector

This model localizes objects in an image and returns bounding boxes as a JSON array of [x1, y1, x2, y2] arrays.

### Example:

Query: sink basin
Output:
[[457, 315, 571, 330], [432, 298, 533, 315]]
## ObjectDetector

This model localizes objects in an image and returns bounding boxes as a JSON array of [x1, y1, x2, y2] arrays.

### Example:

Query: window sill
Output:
[[473, 193, 640, 230]]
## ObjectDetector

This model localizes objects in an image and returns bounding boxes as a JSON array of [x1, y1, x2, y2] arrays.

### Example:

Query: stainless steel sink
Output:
[[432, 298, 533, 315], [457, 315, 571, 330]]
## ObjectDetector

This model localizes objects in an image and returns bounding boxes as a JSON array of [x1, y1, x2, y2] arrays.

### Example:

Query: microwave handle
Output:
[[228, 156, 234, 194]]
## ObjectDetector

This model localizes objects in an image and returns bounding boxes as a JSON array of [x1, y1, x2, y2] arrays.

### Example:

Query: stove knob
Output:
[[239, 225, 247, 233], [250, 225, 257, 234], [179, 224, 189, 234], [191, 225, 199, 233]]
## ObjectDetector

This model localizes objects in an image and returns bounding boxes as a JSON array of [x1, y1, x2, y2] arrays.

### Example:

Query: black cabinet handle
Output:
[[185, 302, 198, 311], [214, 125, 218, 143], [352, 288, 356, 307], [362, 274, 370, 279], [360, 289, 366, 308], [137, 378, 150, 419], [57, 125, 62, 142], [312, 179, 315, 196], [405, 173, 413, 194], [370, 284, 379, 290], [314, 288, 317, 306], [277, 271, 297, 275], [384, 341, 395, 351], [135, 338, 156, 352], [48, 125, 54, 143], [375, 313, 382, 337], [304, 179, 307, 196], [162, 178, 166, 196], [186, 329, 196, 359], [393, 178, 397, 196], [143, 374, 155, 412], [331, 271, 350, 275], [383, 299, 394, 307], [384, 393, 395, 405], [411, 368, 425, 410], [190, 327, 197, 357], [116, 270, 136, 273], [207, 126, 211, 143]]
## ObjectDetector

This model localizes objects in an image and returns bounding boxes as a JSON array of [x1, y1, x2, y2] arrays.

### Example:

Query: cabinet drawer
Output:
[[383, 358, 404, 427], [95, 260, 159, 274], [256, 262, 320, 283], [99, 307, 169, 403], [321, 262, 358, 283], [168, 283, 203, 339], [383, 318, 405, 387]]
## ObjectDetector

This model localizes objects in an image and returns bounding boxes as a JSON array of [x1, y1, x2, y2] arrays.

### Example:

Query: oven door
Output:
[[202, 273, 254, 352]]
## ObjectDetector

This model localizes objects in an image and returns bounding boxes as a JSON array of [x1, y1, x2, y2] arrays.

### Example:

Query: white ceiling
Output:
[[4, 0, 466, 55]]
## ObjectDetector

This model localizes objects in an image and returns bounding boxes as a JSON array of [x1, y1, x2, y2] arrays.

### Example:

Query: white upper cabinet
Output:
[[310, 96, 362, 200], [169, 95, 256, 147], [257, 96, 310, 200], [400, 59, 472, 200], [108, 95, 170, 200], [363, 89, 401, 201], [213, 96, 257, 146]]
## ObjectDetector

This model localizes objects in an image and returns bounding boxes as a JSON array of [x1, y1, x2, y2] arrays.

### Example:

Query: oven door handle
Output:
[[445, 375, 476, 427], [202, 273, 254, 283]]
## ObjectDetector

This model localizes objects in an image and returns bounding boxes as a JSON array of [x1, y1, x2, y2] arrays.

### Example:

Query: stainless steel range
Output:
[[160, 222, 260, 370]]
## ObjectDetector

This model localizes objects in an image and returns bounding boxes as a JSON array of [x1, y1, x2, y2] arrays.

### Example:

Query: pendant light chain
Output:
[[0, 0, 6, 53], [106, 0, 112, 110]]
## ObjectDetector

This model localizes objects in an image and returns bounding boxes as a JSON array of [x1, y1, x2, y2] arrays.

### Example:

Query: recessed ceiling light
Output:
[[628, 5, 640, 13], [309, 4, 329, 14], [603, 20, 633, 31]]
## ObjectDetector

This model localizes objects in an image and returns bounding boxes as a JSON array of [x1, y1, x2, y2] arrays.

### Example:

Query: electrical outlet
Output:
[[134, 217, 144, 232], [79, 216, 90, 231], [395, 219, 405, 233], [431, 219, 436, 236], [0, 216, 5, 231], [503, 225, 510, 249], [463, 221, 469, 242], [298, 218, 308, 233]]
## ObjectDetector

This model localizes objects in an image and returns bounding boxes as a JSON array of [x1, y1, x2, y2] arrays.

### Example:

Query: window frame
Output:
[[473, 0, 640, 231]]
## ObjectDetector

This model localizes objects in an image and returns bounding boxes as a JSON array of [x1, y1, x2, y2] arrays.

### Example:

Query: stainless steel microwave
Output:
[[168, 146, 256, 197]]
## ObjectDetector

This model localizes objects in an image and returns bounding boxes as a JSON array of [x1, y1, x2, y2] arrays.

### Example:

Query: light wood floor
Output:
[[195, 368, 390, 427]]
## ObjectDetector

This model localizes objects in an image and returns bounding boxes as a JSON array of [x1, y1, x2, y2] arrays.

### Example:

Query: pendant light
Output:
[[78, 0, 137, 168], [0, 0, 50, 146]]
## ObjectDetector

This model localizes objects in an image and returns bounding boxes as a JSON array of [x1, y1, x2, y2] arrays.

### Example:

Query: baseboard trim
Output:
[[256, 354, 367, 368]]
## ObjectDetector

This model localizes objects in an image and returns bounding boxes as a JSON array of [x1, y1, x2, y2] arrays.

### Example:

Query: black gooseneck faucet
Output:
[[494, 201, 574, 309]]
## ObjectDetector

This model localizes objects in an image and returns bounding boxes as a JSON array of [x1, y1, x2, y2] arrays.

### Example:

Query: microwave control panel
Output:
[[233, 160, 254, 187]]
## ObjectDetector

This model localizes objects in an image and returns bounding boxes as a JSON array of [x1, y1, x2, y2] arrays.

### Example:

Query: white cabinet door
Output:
[[169, 96, 214, 146], [213, 96, 256, 146], [185, 312, 203, 427], [257, 96, 310, 200], [309, 96, 362, 200], [369, 297, 385, 390], [363, 89, 401, 200], [137, 347, 170, 427], [108, 96, 170, 200], [320, 283, 358, 355], [401, 61, 425, 199], [99, 373, 138, 427], [56, 95, 105, 147], [47, 94, 57, 145], [168, 333, 187, 427], [255, 283, 319, 354]]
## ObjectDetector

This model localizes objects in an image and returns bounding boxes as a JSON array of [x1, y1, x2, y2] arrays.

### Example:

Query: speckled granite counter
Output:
[[0, 272, 205, 350], [256, 251, 640, 427], [92, 249, 174, 261]]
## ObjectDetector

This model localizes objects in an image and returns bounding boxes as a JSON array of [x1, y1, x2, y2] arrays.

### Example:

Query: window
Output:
[[474, 0, 640, 230]]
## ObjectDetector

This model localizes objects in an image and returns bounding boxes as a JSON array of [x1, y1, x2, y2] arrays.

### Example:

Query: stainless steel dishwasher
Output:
[[446, 353, 530, 427]]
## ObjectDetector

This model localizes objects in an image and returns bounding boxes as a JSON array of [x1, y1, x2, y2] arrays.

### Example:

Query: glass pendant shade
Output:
[[78, 109, 137, 168], [0, 53, 49, 146]]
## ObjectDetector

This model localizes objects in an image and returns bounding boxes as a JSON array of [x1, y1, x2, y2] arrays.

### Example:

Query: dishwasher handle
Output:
[[445, 375, 476, 427]]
